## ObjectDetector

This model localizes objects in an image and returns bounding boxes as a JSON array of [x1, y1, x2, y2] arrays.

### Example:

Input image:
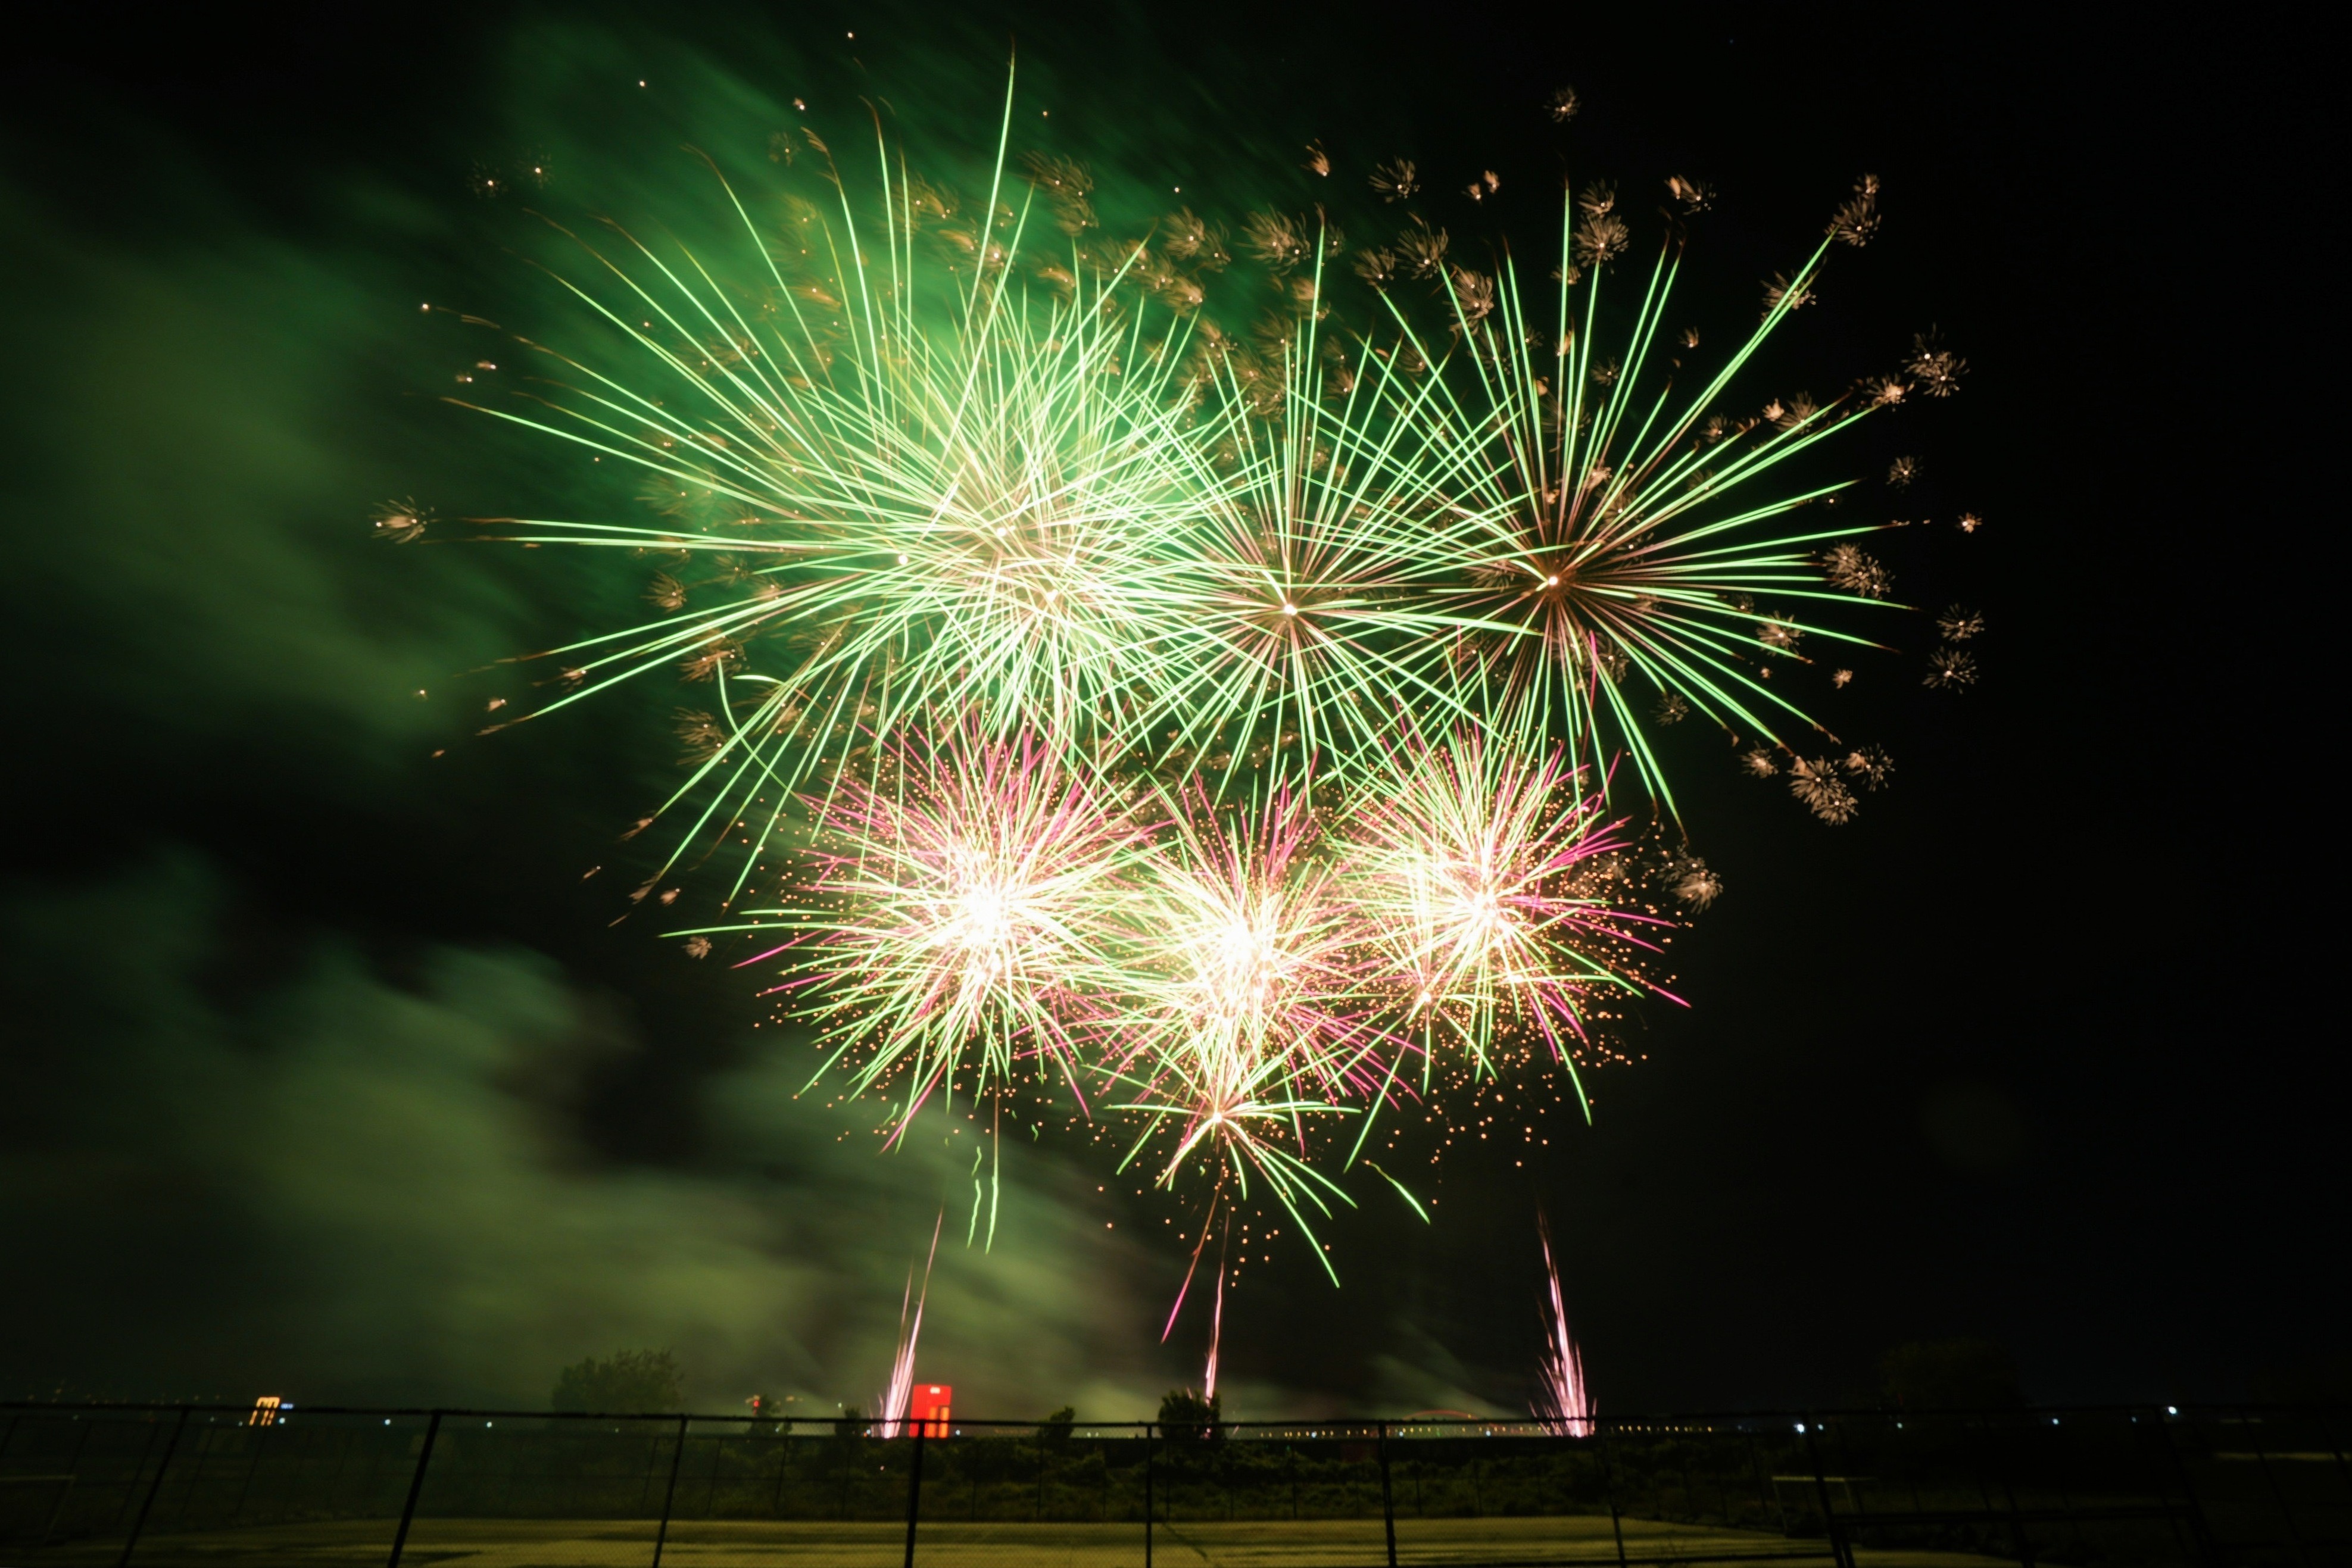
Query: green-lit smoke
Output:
[[0, 18, 1527, 1417], [0, 857, 1178, 1411]]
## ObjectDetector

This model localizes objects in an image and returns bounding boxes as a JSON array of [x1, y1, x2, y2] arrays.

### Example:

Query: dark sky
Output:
[[1, 2, 2332, 1419]]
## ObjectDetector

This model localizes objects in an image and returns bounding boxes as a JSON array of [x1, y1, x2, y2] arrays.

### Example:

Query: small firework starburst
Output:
[[1887, 455, 1920, 489], [1763, 271, 1815, 313], [1573, 213, 1630, 268], [1341, 734, 1661, 1074], [725, 724, 1154, 1125], [1860, 374, 1908, 407], [1926, 646, 1979, 689], [1663, 851, 1723, 911], [1653, 691, 1690, 725], [1821, 544, 1894, 599], [1841, 744, 1895, 789], [1906, 329, 1967, 397], [1547, 85, 1581, 124], [1740, 748, 1780, 779], [1829, 174, 1881, 246], [1450, 266, 1496, 324], [1395, 217, 1449, 277], [673, 708, 727, 764], [370, 498, 432, 543], [1241, 210, 1312, 271], [1937, 605, 1986, 641], [644, 571, 688, 611], [1667, 174, 1714, 213], [1369, 158, 1420, 202], [1353, 248, 1399, 290], [1788, 757, 1859, 823]]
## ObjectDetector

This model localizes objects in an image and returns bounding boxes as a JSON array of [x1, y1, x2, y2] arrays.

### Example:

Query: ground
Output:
[[21, 1510, 2032, 1566]]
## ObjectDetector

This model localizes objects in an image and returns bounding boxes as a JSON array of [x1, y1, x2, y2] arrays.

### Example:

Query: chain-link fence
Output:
[[1, 1401, 2342, 1566]]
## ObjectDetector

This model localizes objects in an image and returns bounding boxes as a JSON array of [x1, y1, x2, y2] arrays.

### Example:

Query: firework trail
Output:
[[1205, 1252, 1227, 1404], [1534, 1213, 1594, 1436], [878, 1210, 944, 1439]]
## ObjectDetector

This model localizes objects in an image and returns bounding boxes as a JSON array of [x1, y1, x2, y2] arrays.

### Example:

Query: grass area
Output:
[[8, 1511, 2032, 1567]]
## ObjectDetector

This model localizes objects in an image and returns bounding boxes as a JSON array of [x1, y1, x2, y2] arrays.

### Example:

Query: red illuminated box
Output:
[[909, 1384, 952, 1437]]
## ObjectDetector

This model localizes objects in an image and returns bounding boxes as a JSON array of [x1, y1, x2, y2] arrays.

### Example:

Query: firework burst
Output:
[[1342, 729, 1673, 1086], [701, 720, 1152, 1137], [1147, 293, 1483, 794], [1329, 190, 1916, 809], [419, 63, 1979, 1297], [453, 102, 1228, 898], [1102, 789, 1389, 1276]]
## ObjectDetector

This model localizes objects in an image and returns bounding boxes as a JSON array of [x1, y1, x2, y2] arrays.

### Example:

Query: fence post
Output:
[[1980, 1419, 2037, 1568], [2130, 1406, 2209, 1568], [1144, 1424, 1156, 1568], [385, 1410, 442, 1568], [2155, 1409, 2221, 1568], [2319, 1405, 2351, 1503], [1378, 1420, 1399, 1567], [2244, 1409, 2315, 1568], [650, 1414, 690, 1568], [1801, 1420, 1855, 1568], [1598, 1419, 1630, 1568], [772, 1418, 793, 1517], [902, 1426, 925, 1568], [116, 1407, 189, 1568]]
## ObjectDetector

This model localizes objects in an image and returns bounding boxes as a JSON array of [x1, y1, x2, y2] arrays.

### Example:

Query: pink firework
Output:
[[742, 720, 1155, 1132], [1104, 787, 1393, 1280], [1203, 1257, 1226, 1404], [1534, 1213, 1595, 1436], [1343, 727, 1679, 1082], [876, 1211, 943, 1438]]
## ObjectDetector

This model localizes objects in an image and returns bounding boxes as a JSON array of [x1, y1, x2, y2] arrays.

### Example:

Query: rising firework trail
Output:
[[878, 1210, 944, 1439], [1534, 1213, 1595, 1436]]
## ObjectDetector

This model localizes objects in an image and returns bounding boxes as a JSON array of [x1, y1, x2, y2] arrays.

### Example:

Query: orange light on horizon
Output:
[[909, 1383, 952, 1437]]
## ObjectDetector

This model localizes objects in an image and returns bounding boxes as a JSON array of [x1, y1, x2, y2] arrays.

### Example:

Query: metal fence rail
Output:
[[0, 1401, 2342, 1567]]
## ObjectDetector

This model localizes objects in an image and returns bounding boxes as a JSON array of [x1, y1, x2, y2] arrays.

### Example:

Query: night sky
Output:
[[1, 4, 2332, 1419]]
